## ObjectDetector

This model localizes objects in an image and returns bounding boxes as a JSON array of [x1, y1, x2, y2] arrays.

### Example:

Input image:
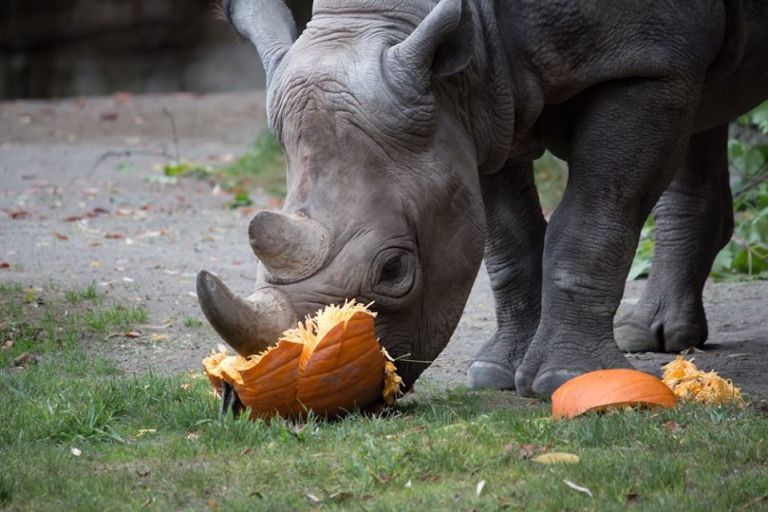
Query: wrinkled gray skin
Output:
[[198, 0, 768, 398]]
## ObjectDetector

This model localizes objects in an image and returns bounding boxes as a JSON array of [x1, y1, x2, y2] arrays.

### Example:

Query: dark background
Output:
[[0, 0, 312, 99]]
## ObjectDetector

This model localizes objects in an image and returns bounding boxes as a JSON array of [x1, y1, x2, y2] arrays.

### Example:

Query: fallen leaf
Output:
[[510, 443, 549, 460], [532, 452, 580, 465], [70, 447, 82, 457], [404, 479, 412, 488], [52, 231, 69, 240], [563, 479, 592, 497], [113, 91, 133, 103], [2, 340, 14, 350], [239, 447, 252, 457], [100, 111, 119, 121], [8, 210, 29, 219], [63, 215, 83, 222], [105, 233, 124, 240], [0, 262, 10, 270], [134, 322, 172, 332], [137, 230, 165, 239], [328, 491, 353, 502], [476, 480, 486, 497], [124, 331, 142, 338], [305, 493, 322, 505], [663, 421, 681, 432], [148, 334, 169, 342], [13, 352, 38, 367]]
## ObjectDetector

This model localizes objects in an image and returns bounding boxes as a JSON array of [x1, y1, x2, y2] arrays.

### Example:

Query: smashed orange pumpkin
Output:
[[203, 300, 402, 420], [552, 369, 676, 419], [662, 356, 745, 407]]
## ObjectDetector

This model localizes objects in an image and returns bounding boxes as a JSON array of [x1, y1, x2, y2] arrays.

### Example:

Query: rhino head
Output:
[[199, 0, 508, 389]]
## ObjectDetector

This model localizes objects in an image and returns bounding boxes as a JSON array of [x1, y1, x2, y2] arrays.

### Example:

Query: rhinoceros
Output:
[[197, 0, 768, 397]]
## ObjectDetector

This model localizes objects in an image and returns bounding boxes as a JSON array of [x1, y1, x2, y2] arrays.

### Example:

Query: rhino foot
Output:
[[614, 300, 707, 353], [468, 329, 531, 390], [514, 332, 632, 398], [468, 361, 516, 390]]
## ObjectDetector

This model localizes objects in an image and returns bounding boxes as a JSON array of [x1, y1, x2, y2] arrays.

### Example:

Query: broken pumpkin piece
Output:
[[552, 368, 676, 419], [202, 300, 403, 420], [662, 356, 744, 407]]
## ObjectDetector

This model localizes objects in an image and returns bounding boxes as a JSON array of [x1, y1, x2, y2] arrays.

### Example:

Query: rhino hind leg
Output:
[[615, 123, 734, 353], [468, 161, 546, 390]]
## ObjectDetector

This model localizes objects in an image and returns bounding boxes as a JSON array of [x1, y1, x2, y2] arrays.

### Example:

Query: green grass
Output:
[[162, 130, 287, 203], [183, 316, 204, 329], [84, 305, 148, 332], [1, 287, 767, 510], [64, 283, 101, 305], [216, 130, 287, 199]]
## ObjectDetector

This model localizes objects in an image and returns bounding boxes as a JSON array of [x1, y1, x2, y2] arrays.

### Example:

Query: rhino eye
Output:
[[380, 256, 403, 283], [371, 248, 416, 300]]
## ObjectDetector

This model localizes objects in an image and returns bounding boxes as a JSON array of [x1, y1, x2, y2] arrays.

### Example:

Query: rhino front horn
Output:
[[249, 210, 331, 283], [196, 270, 297, 356]]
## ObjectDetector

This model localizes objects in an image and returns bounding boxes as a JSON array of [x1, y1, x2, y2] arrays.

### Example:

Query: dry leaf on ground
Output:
[[563, 479, 592, 497], [532, 452, 580, 465]]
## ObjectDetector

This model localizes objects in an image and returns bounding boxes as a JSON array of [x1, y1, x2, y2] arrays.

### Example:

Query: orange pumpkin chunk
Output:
[[203, 300, 402, 420], [552, 368, 676, 419]]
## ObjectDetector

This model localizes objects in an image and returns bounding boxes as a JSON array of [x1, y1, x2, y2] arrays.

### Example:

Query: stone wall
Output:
[[0, 0, 312, 99]]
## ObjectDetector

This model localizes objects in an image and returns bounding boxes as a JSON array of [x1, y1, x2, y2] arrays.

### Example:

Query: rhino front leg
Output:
[[515, 78, 702, 397], [615, 123, 734, 352], [468, 160, 546, 389]]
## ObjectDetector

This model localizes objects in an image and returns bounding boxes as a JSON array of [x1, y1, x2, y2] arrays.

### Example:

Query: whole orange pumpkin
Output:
[[203, 301, 402, 420], [551, 368, 676, 419]]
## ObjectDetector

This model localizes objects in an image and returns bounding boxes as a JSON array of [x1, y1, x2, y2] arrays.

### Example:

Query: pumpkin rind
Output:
[[552, 368, 676, 419], [297, 312, 386, 416], [234, 340, 304, 419], [203, 301, 402, 420]]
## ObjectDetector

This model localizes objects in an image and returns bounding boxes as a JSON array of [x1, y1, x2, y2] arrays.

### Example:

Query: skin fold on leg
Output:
[[468, 160, 546, 389]]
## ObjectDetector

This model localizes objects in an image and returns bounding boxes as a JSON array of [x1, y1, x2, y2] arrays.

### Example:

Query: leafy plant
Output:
[[631, 101, 768, 280]]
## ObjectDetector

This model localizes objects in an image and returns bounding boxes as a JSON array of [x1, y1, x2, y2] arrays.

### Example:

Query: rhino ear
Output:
[[223, 0, 297, 84], [387, 0, 474, 79]]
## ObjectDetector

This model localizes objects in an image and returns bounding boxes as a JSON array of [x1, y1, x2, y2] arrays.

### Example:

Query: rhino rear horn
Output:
[[249, 210, 331, 283]]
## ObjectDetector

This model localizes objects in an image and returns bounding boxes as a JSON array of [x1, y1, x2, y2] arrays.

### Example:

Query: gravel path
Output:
[[2, 92, 766, 397]]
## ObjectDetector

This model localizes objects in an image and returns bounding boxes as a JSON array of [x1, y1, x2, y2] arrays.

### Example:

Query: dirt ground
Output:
[[2, 92, 767, 397]]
